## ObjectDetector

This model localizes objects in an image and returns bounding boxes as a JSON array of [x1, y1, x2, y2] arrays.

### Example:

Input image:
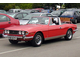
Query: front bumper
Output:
[[8, 36, 33, 40], [73, 29, 78, 32]]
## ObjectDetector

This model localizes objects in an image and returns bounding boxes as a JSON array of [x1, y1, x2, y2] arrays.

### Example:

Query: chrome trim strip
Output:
[[8, 36, 33, 39], [73, 29, 78, 32], [45, 35, 66, 40]]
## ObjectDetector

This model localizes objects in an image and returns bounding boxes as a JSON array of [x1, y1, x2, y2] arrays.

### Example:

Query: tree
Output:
[[65, 3, 80, 8]]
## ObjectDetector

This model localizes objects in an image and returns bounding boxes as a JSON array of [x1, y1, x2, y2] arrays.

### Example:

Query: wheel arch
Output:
[[36, 31, 45, 41], [67, 28, 73, 34]]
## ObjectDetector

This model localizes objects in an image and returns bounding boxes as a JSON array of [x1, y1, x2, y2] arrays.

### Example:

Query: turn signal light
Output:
[[70, 17, 73, 19]]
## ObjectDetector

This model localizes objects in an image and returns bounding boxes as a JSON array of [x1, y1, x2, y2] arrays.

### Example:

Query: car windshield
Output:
[[7, 14, 16, 18], [51, 10, 65, 16], [28, 17, 49, 25], [61, 11, 74, 16], [22, 14, 41, 20]]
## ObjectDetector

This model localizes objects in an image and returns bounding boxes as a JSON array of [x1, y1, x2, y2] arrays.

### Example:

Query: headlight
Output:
[[22, 31, 25, 35], [18, 31, 28, 35], [22, 31, 28, 35], [19, 31, 21, 35], [5, 30, 9, 34], [26, 31, 28, 35]]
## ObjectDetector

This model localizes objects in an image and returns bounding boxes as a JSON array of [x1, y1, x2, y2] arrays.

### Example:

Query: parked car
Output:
[[7, 12, 28, 20], [51, 9, 66, 17], [0, 10, 7, 14], [8, 9, 22, 13], [0, 13, 20, 37], [34, 8, 44, 12], [60, 10, 80, 24], [20, 9, 40, 14], [19, 13, 53, 25], [4, 16, 77, 47]]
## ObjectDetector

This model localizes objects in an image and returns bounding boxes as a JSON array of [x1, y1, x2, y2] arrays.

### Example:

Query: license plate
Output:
[[9, 37, 17, 40], [60, 17, 70, 21]]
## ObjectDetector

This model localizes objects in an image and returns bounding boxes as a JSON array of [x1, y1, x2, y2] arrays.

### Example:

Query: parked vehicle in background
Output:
[[6, 12, 28, 25], [8, 9, 23, 13], [7, 12, 28, 20], [0, 13, 20, 37], [0, 10, 7, 14], [60, 10, 80, 24], [51, 9, 66, 17], [41, 9, 53, 13], [34, 8, 44, 12], [20, 9, 40, 14], [4, 16, 77, 47]]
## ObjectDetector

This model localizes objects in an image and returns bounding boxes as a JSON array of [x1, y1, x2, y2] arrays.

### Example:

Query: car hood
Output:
[[5, 24, 45, 32], [19, 20, 29, 25]]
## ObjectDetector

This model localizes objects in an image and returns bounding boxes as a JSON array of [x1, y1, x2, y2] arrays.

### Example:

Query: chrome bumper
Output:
[[73, 29, 78, 32], [8, 36, 33, 40]]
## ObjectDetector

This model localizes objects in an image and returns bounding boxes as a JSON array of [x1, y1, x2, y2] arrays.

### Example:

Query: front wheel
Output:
[[31, 33, 43, 47], [65, 29, 73, 40]]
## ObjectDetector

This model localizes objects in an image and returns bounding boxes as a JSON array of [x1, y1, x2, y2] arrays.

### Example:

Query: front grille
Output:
[[9, 30, 19, 34]]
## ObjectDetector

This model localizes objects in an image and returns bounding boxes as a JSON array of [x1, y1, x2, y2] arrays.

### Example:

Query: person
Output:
[[52, 18, 56, 25], [52, 18, 59, 25]]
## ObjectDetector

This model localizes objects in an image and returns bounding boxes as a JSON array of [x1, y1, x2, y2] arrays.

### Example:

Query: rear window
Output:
[[0, 15, 10, 22]]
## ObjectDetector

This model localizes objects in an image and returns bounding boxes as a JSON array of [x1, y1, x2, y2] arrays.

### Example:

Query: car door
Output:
[[0, 15, 12, 34], [48, 17, 65, 38]]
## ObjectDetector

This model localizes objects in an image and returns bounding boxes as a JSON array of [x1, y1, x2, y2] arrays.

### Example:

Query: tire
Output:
[[9, 39, 18, 44], [74, 19, 77, 24], [65, 29, 73, 40], [31, 33, 43, 47]]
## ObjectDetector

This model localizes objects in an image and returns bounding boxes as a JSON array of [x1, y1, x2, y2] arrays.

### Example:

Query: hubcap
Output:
[[67, 30, 72, 39], [35, 35, 42, 45]]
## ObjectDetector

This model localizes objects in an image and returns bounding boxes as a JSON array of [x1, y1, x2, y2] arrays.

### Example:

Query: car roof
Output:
[[32, 16, 59, 18], [9, 9, 22, 10]]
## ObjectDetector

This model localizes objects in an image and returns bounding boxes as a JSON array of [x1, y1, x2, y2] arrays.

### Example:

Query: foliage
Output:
[[0, 3, 80, 11], [65, 3, 80, 8]]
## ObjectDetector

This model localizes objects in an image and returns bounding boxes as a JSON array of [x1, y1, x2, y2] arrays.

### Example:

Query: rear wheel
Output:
[[31, 33, 43, 47], [74, 19, 77, 24], [65, 29, 73, 40]]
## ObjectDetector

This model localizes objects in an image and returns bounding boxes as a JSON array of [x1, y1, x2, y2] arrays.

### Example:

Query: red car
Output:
[[4, 17, 77, 47], [0, 13, 20, 36]]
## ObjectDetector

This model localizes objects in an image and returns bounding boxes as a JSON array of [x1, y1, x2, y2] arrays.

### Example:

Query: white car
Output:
[[8, 9, 22, 13]]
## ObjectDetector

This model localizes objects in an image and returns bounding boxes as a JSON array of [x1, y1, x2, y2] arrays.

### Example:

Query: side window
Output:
[[15, 14, 23, 19], [74, 12, 79, 16], [0, 15, 10, 22], [23, 13, 28, 18], [49, 18, 55, 25], [49, 18, 59, 25]]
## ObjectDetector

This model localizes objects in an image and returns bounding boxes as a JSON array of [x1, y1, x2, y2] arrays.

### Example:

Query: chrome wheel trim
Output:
[[67, 30, 72, 39], [35, 35, 42, 45]]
